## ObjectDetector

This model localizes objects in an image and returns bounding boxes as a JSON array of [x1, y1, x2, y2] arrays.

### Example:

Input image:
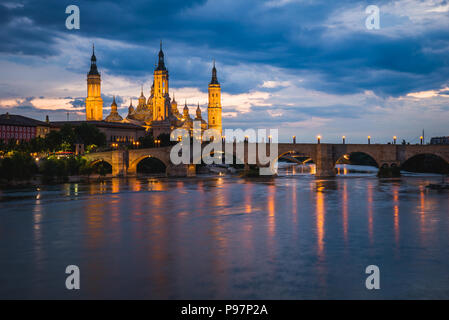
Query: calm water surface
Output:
[[0, 164, 448, 299]]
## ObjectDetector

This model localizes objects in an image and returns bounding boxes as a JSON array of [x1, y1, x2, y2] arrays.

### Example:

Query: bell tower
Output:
[[85, 45, 103, 121], [208, 60, 222, 133], [152, 41, 169, 121]]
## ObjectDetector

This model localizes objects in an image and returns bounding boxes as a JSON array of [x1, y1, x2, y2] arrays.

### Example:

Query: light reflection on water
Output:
[[0, 164, 448, 299]]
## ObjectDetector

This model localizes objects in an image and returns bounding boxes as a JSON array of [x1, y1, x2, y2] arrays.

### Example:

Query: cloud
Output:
[[1, 0, 449, 142]]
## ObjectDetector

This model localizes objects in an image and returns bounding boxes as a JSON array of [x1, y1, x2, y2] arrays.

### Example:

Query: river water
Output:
[[0, 164, 448, 299]]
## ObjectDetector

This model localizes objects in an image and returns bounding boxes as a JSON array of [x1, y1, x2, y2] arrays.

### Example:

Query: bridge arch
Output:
[[271, 150, 317, 175], [401, 153, 449, 174], [89, 158, 112, 167], [128, 154, 169, 175]]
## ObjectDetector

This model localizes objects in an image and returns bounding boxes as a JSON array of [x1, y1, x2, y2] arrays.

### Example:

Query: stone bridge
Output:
[[84, 143, 449, 177]]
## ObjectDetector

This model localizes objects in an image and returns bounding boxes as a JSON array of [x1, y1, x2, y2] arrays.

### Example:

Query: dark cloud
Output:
[[1, 0, 449, 97]]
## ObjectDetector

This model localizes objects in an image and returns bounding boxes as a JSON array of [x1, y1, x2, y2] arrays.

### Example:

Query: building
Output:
[[105, 96, 123, 122], [85, 45, 103, 121], [0, 113, 50, 143], [207, 61, 222, 134], [430, 136, 449, 145], [93, 42, 223, 137], [50, 120, 145, 145]]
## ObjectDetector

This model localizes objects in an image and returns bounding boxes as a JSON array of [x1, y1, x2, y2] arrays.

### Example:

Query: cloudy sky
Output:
[[0, 0, 448, 142]]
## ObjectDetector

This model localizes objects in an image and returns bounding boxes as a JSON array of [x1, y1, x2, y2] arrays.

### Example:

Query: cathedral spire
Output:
[[156, 40, 166, 71], [196, 102, 202, 119], [210, 60, 219, 85], [88, 43, 99, 76]]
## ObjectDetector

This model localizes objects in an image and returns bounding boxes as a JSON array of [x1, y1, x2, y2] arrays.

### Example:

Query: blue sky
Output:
[[0, 0, 448, 142]]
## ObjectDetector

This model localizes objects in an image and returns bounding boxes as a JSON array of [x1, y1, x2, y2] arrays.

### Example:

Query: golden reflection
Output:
[[310, 164, 316, 175], [267, 185, 276, 237], [292, 179, 297, 224], [419, 186, 426, 244], [393, 185, 399, 247], [216, 177, 228, 208], [129, 177, 141, 192], [112, 178, 120, 193], [316, 185, 325, 258], [149, 179, 165, 191], [244, 183, 253, 214], [342, 180, 348, 243], [367, 181, 374, 244]]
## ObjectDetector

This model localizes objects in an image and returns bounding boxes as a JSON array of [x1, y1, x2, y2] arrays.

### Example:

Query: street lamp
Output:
[[420, 136, 423, 145], [293, 135, 296, 144], [317, 135, 321, 144], [342, 135, 346, 144], [368, 136, 371, 145], [393, 136, 397, 144], [268, 135, 272, 144]]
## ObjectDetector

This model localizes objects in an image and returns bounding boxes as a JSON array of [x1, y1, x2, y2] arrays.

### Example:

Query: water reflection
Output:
[[393, 185, 400, 250], [315, 182, 325, 259], [1, 173, 449, 299], [342, 180, 348, 243], [367, 181, 374, 244]]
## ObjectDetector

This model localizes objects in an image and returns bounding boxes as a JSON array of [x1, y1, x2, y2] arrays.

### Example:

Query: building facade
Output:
[[94, 42, 222, 137], [50, 121, 145, 145], [207, 61, 222, 134], [430, 136, 449, 145], [0, 113, 50, 143], [85, 45, 103, 121]]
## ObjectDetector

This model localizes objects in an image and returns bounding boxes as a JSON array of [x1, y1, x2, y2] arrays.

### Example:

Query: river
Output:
[[0, 163, 448, 299]]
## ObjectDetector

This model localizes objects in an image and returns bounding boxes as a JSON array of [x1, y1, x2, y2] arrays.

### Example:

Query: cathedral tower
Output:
[[85, 45, 103, 121], [208, 61, 222, 133], [152, 41, 169, 121]]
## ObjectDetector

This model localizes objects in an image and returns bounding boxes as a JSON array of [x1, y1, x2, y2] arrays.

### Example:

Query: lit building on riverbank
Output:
[[0, 113, 50, 143]]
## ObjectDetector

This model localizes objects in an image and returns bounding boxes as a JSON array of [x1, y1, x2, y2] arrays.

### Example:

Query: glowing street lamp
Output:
[[342, 135, 346, 144], [268, 135, 272, 144], [317, 135, 321, 144], [368, 136, 371, 145], [393, 136, 397, 144], [293, 135, 296, 144], [420, 136, 423, 145]]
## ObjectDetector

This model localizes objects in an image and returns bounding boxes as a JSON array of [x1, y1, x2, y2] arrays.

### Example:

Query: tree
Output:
[[45, 130, 63, 152], [138, 134, 155, 148], [74, 123, 106, 147], [157, 133, 172, 147], [0, 152, 38, 181]]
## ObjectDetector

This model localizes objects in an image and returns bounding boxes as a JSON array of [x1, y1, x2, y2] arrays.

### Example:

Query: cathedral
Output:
[[85, 43, 222, 138]]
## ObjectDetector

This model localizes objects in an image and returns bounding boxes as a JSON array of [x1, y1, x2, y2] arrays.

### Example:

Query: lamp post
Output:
[[268, 135, 272, 144], [317, 135, 321, 144], [342, 136, 346, 144], [293, 135, 296, 144], [420, 136, 423, 145], [368, 136, 371, 145], [393, 136, 397, 145]]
